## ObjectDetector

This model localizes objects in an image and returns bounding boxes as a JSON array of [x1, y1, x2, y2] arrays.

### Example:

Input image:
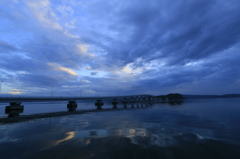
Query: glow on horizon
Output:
[[8, 89, 22, 95]]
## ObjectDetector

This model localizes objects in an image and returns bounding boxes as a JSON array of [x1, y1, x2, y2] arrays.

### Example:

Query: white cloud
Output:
[[48, 63, 77, 76]]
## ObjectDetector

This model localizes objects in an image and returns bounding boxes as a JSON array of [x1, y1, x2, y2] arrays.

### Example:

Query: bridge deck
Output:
[[0, 94, 153, 103]]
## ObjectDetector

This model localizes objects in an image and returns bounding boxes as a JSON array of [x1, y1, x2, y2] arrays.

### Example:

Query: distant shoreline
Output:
[[183, 94, 240, 99]]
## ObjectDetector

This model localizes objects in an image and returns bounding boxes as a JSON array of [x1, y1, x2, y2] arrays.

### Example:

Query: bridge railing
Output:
[[0, 94, 153, 102]]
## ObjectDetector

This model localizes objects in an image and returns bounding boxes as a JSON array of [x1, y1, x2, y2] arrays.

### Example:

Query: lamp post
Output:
[[51, 86, 54, 98], [0, 81, 3, 92]]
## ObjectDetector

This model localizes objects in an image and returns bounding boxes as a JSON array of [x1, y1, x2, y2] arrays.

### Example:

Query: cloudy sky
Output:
[[0, 0, 240, 96]]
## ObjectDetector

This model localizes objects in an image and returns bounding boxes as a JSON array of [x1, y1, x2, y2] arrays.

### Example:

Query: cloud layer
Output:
[[0, 0, 240, 96]]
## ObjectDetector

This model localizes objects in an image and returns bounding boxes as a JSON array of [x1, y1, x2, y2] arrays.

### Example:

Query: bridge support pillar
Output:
[[131, 104, 134, 108], [67, 101, 77, 111], [122, 98, 128, 108], [112, 99, 118, 109], [132, 97, 135, 102], [145, 102, 149, 107], [130, 97, 134, 103], [136, 104, 139, 108], [130, 97, 134, 108], [95, 100, 104, 109], [135, 96, 138, 102], [5, 102, 24, 117], [136, 96, 139, 102], [142, 96, 145, 102], [152, 96, 156, 103]]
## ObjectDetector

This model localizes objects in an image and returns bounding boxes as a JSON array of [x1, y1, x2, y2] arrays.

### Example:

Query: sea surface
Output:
[[0, 98, 240, 159]]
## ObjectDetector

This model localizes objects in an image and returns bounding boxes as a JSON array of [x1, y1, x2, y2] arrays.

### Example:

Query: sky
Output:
[[0, 0, 240, 96]]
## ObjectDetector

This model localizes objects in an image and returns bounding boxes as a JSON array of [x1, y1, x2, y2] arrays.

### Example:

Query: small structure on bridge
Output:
[[122, 98, 128, 108], [112, 99, 118, 109]]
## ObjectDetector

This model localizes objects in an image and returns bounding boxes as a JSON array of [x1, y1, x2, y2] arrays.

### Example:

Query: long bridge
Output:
[[0, 94, 155, 102], [0, 94, 158, 117]]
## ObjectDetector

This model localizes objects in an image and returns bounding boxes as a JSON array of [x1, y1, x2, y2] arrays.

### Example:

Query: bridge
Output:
[[0, 94, 158, 117], [0, 94, 154, 102]]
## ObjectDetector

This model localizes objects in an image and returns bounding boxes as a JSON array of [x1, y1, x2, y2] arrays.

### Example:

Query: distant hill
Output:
[[183, 94, 240, 99]]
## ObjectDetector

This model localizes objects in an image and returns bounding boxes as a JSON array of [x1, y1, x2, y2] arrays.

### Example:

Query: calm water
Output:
[[0, 98, 240, 159]]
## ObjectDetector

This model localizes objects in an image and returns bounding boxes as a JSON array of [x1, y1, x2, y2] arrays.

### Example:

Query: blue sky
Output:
[[0, 0, 240, 96]]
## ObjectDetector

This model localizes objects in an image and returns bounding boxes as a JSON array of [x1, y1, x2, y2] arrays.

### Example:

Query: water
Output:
[[0, 98, 240, 159]]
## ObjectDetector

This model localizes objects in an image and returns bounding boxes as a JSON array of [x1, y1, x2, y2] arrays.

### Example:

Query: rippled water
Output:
[[0, 98, 240, 159]]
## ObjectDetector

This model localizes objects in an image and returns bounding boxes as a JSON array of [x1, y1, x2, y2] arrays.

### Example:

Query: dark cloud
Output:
[[90, 72, 98, 76], [81, 0, 240, 67], [0, 0, 240, 95]]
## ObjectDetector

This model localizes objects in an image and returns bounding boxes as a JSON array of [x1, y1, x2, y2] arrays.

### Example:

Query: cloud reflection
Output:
[[55, 131, 75, 145]]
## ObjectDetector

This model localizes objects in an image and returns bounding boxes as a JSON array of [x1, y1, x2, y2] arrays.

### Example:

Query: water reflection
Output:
[[55, 131, 75, 145], [160, 99, 184, 105], [168, 100, 184, 105], [0, 98, 240, 159]]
